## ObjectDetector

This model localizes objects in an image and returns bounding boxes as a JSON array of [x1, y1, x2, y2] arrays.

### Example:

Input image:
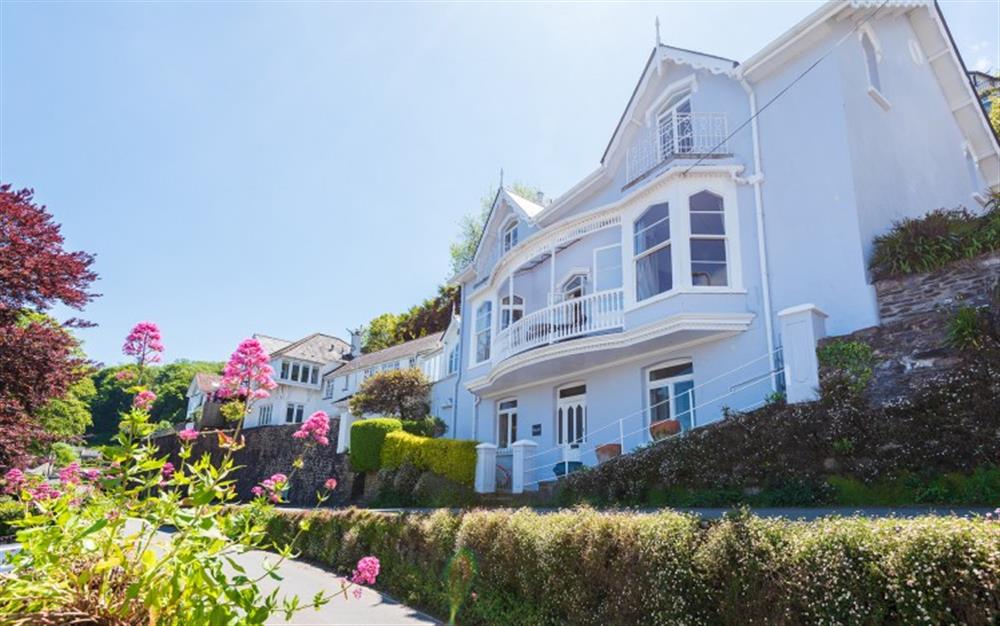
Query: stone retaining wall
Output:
[[875, 252, 1000, 325], [153, 420, 350, 506]]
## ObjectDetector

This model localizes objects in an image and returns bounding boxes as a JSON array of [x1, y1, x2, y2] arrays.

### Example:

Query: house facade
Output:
[[448, 0, 1000, 490], [184, 372, 223, 428], [240, 333, 350, 429]]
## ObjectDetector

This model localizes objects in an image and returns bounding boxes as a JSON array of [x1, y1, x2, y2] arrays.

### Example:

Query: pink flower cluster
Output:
[[252, 473, 288, 503], [324, 478, 338, 491], [177, 428, 199, 443], [133, 389, 157, 411], [218, 338, 277, 402], [292, 411, 330, 446], [58, 462, 81, 485], [162, 462, 175, 479], [351, 556, 380, 586], [29, 482, 61, 501], [122, 321, 165, 366], [82, 468, 101, 482], [114, 369, 136, 383], [2, 468, 25, 494]]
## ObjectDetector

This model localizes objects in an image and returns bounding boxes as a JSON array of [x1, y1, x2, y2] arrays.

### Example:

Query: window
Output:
[[259, 404, 273, 426], [634, 203, 672, 300], [475, 301, 492, 362], [341, 376, 348, 391], [291, 363, 300, 382], [647, 362, 695, 433], [408, 356, 417, 368], [689, 191, 728, 286], [447, 343, 460, 375], [500, 294, 524, 330], [861, 30, 881, 92], [562, 274, 586, 300], [556, 385, 587, 445], [285, 403, 305, 424], [497, 399, 518, 449], [324, 380, 335, 399], [502, 220, 519, 253], [280, 361, 290, 379], [657, 92, 692, 160], [310, 367, 319, 385], [594, 245, 623, 292]]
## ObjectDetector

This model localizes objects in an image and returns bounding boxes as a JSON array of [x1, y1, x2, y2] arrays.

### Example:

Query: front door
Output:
[[556, 384, 587, 448]]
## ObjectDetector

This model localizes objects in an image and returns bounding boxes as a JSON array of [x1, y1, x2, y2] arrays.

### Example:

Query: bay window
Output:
[[500, 294, 524, 330], [475, 302, 492, 362], [689, 191, 728, 286], [634, 202, 673, 301], [594, 245, 623, 292]]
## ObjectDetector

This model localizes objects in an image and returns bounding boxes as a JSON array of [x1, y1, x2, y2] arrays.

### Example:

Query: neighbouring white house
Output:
[[184, 372, 222, 428], [237, 332, 350, 429], [445, 0, 1000, 493], [322, 324, 462, 453]]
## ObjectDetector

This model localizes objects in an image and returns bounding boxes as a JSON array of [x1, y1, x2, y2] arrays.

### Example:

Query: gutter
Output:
[[738, 75, 778, 390]]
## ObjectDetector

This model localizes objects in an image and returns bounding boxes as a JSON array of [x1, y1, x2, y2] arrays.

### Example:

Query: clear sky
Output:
[[1, 0, 997, 366]]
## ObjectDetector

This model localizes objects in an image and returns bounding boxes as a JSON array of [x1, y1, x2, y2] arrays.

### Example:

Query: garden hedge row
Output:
[[349, 418, 402, 472], [380, 431, 477, 486], [269, 507, 1000, 625]]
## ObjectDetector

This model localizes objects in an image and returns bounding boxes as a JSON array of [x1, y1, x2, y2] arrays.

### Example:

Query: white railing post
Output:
[[510, 439, 538, 494], [474, 443, 498, 494], [337, 410, 354, 453], [777, 304, 828, 404], [618, 419, 624, 451]]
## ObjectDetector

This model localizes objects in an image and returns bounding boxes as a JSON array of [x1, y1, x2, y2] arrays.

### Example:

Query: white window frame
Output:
[[633, 202, 673, 302], [474, 301, 492, 363], [285, 403, 305, 424], [859, 24, 890, 111], [688, 190, 729, 288], [497, 398, 518, 450], [447, 343, 460, 375], [656, 92, 693, 160], [500, 294, 524, 330], [555, 382, 587, 446], [593, 244, 623, 293], [501, 219, 519, 253], [645, 360, 695, 432], [259, 403, 273, 426]]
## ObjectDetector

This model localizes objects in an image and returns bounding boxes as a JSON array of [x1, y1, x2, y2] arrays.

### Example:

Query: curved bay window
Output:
[[689, 191, 728, 286], [634, 202, 672, 301], [475, 301, 492, 363]]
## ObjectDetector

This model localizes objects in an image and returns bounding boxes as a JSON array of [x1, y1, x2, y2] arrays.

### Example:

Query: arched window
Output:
[[657, 91, 692, 159], [861, 30, 881, 92], [502, 220, 519, 253], [634, 202, 672, 301], [689, 191, 728, 286], [500, 294, 524, 329], [475, 302, 492, 362]]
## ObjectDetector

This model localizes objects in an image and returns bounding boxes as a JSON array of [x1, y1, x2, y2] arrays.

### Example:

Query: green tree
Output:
[[989, 93, 1000, 137], [150, 360, 223, 424], [349, 368, 430, 421], [395, 285, 459, 342], [361, 312, 403, 354], [36, 375, 96, 442], [87, 365, 136, 444], [447, 182, 541, 276]]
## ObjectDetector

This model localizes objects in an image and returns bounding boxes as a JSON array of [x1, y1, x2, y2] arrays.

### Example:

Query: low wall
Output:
[[875, 251, 1000, 325], [152, 421, 349, 506]]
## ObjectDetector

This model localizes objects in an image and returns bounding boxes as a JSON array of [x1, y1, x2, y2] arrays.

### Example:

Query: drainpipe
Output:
[[450, 288, 465, 438], [739, 76, 778, 390]]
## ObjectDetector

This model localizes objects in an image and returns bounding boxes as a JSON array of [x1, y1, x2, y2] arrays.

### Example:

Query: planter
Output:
[[649, 419, 681, 441], [595, 443, 622, 464]]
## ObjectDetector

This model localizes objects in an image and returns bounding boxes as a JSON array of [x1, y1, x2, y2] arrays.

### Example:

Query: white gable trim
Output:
[[644, 74, 699, 126]]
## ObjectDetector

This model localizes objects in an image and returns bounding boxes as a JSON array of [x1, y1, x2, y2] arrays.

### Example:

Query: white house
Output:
[[446, 0, 1000, 492], [184, 372, 222, 427]]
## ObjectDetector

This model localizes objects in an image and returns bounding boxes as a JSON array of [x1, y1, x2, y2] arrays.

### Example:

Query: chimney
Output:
[[535, 191, 545, 205], [348, 327, 364, 358]]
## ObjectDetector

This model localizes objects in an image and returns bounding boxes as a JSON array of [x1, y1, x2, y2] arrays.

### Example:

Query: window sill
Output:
[[867, 86, 891, 111], [628, 286, 748, 312]]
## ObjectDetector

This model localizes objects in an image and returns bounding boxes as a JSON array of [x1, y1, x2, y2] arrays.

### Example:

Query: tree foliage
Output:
[[0, 185, 97, 468], [37, 375, 96, 443], [990, 93, 1000, 137], [349, 368, 431, 421], [149, 360, 224, 424], [360, 285, 459, 353], [361, 313, 402, 354]]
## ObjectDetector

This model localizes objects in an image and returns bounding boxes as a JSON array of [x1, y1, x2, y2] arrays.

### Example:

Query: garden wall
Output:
[[153, 421, 349, 506], [875, 251, 999, 324], [269, 507, 1000, 625]]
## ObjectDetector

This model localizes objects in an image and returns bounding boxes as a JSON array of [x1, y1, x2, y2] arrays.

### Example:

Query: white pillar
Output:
[[777, 304, 828, 404], [337, 410, 354, 453], [510, 439, 538, 494], [474, 443, 497, 494]]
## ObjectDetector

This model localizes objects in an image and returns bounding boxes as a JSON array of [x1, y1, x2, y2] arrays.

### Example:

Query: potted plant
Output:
[[649, 418, 681, 440], [595, 443, 622, 463]]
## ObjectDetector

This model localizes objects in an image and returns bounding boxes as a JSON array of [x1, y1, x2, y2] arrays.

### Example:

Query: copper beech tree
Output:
[[349, 368, 431, 421], [0, 184, 97, 468]]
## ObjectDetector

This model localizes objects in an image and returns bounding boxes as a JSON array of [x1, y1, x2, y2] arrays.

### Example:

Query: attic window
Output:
[[657, 91, 693, 159], [860, 26, 890, 111], [502, 220, 519, 253]]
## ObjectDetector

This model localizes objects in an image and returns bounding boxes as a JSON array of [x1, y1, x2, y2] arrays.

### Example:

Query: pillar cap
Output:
[[511, 439, 539, 448], [475, 442, 498, 450], [777, 303, 828, 318]]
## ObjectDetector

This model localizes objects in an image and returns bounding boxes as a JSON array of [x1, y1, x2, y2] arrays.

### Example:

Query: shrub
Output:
[[349, 368, 430, 421], [268, 506, 1000, 625], [869, 199, 1000, 280], [349, 418, 402, 472], [817, 339, 875, 396], [380, 430, 477, 485], [401, 416, 448, 438], [49, 441, 79, 466], [0, 497, 25, 537]]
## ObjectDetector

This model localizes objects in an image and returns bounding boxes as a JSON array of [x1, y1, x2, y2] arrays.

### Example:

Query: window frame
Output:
[[259, 404, 273, 426], [593, 244, 623, 293], [285, 403, 305, 424], [500, 294, 524, 330], [656, 93, 693, 161], [556, 382, 587, 446], [474, 301, 493, 363], [645, 361, 696, 433], [501, 219, 519, 253], [688, 190, 729, 288], [633, 202, 673, 301], [447, 343, 460, 375], [859, 25, 890, 110], [497, 398, 518, 450]]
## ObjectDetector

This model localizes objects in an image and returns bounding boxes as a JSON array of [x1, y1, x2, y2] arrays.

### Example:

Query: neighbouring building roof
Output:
[[254, 334, 294, 356], [326, 332, 444, 378], [270, 333, 350, 364], [193, 372, 221, 394]]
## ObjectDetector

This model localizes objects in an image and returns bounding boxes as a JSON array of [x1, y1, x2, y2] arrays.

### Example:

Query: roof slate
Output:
[[326, 332, 444, 377], [271, 333, 350, 364]]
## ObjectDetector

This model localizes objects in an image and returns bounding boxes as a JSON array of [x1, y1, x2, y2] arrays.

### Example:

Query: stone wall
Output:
[[875, 252, 1000, 325], [152, 420, 351, 506]]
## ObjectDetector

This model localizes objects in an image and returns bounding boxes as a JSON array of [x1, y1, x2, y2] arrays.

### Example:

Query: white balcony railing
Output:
[[493, 288, 625, 363], [625, 112, 729, 185]]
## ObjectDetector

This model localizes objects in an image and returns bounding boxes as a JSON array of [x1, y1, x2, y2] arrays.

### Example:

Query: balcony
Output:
[[625, 112, 730, 187], [493, 289, 626, 364]]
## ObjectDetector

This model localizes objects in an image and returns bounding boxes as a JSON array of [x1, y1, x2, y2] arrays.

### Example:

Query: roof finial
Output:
[[655, 16, 661, 47], [499, 167, 504, 190]]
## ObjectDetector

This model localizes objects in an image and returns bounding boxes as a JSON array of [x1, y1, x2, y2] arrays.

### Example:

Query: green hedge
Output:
[[349, 418, 402, 472], [268, 507, 1000, 625], [380, 431, 477, 486]]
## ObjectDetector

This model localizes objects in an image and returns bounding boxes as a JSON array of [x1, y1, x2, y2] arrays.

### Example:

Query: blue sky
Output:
[[1, 1, 997, 366]]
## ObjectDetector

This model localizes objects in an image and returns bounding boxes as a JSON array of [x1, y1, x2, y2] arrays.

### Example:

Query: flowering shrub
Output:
[[292, 411, 331, 446], [0, 323, 378, 624], [267, 506, 1000, 625]]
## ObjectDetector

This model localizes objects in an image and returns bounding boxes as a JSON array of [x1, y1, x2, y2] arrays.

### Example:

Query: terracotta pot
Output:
[[649, 419, 681, 440], [595, 443, 622, 464]]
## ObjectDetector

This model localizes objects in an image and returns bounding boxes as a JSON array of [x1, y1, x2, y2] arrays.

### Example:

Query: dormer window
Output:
[[502, 220, 519, 253], [657, 91, 692, 160]]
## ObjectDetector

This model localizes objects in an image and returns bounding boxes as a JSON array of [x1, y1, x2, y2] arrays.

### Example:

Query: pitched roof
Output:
[[254, 334, 293, 355], [326, 332, 444, 377], [192, 372, 221, 394], [271, 333, 350, 364], [503, 188, 546, 219]]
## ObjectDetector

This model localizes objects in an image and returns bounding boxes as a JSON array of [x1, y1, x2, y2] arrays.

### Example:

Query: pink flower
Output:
[[114, 369, 135, 382], [251, 486, 264, 497], [351, 556, 380, 586], [352, 587, 363, 599], [161, 462, 175, 479], [29, 482, 60, 501], [58, 462, 81, 485], [177, 429, 198, 443], [292, 411, 330, 446], [2, 468, 25, 494], [133, 390, 157, 411], [218, 339, 277, 409], [122, 321, 165, 367], [324, 478, 338, 491], [255, 473, 288, 503], [82, 468, 101, 482]]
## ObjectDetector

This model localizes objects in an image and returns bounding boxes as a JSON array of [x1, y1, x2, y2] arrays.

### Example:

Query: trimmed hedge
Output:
[[380, 431, 477, 486], [349, 418, 402, 472], [268, 507, 1000, 625]]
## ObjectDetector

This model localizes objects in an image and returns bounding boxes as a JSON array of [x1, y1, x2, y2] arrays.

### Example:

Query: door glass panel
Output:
[[649, 387, 671, 423], [499, 413, 509, 448], [674, 380, 695, 431]]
